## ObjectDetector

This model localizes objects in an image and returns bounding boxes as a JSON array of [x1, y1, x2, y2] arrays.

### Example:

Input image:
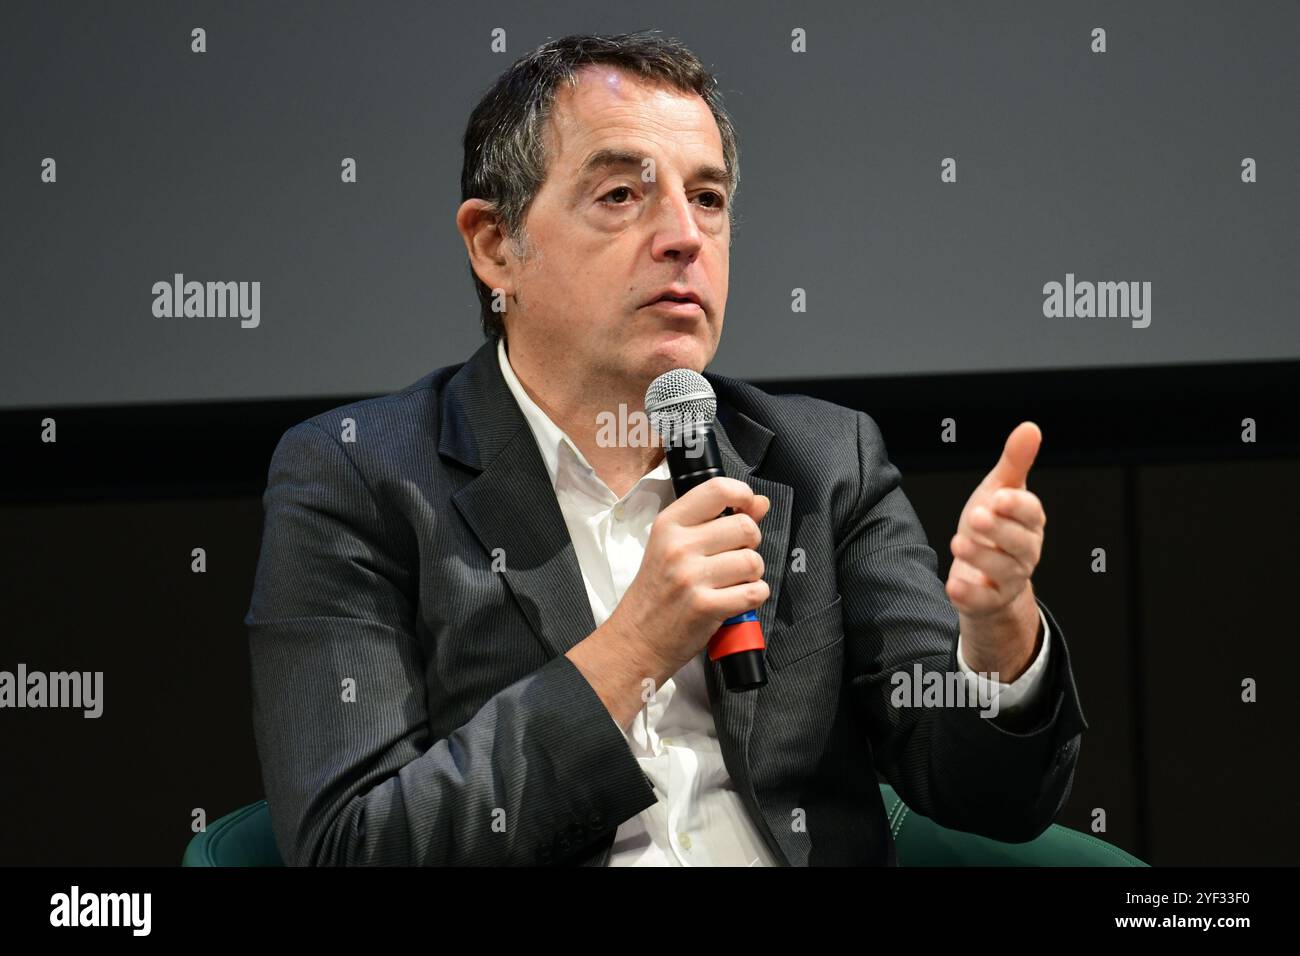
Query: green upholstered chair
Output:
[[879, 784, 1146, 866], [182, 786, 1147, 866], [182, 799, 283, 867]]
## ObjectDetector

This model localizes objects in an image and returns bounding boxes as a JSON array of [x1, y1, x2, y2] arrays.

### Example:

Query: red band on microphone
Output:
[[707, 619, 766, 660]]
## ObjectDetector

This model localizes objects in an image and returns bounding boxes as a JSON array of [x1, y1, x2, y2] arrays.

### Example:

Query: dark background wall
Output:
[[2, 0, 1298, 865]]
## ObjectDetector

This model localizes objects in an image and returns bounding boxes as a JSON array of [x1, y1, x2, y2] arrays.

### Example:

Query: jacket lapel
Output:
[[700, 398, 794, 865], [441, 340, 598, 661], [697, 403, 792, 801]]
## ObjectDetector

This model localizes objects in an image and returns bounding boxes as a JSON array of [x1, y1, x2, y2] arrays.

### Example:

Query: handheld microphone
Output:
[[645, 369, 767, 692]]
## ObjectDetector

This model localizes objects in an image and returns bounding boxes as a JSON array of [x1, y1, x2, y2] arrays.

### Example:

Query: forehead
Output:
[[544, 66, 723, 169]]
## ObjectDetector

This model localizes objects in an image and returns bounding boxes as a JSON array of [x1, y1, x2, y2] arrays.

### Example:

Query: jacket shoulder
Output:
[[707, 370, 865, 445], [706, 373, 897, 524], [285, 362, 463, 446]]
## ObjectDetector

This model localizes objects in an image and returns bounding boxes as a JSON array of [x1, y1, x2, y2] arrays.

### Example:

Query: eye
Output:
[[600, 186, 636, 206], [695, 191, 727, 211]]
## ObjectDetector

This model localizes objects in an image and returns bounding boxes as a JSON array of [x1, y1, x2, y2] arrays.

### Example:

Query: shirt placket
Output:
[[603, 485, 665, 756]]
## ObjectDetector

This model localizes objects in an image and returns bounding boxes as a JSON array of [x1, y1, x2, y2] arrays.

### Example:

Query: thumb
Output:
[[985, 421, 1042, 489]]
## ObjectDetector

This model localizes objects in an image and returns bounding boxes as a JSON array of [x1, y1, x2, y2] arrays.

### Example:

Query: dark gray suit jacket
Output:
[[245, 338, 1088, 866]]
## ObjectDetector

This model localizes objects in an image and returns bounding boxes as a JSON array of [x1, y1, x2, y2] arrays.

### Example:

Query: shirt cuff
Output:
[[955, 605, 1052, 715]]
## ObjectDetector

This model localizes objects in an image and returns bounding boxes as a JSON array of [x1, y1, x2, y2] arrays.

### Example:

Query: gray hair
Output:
[[460, 30, 741, 342]]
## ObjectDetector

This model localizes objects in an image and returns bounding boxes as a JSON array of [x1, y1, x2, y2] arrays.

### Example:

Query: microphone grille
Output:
[[644, 368, 717, 442]]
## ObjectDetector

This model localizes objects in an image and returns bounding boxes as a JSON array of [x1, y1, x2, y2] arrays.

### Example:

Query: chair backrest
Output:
[[183, 788, 1148, 866]]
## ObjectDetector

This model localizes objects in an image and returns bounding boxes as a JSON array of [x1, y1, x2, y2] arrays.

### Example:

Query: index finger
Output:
[[667, 476, 761, 528]]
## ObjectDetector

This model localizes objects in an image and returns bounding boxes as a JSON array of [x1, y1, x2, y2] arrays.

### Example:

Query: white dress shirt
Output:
[[496, 337, 1052, 866]]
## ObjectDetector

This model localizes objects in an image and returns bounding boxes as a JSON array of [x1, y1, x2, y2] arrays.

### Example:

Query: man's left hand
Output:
[[945, 421, 1046, 682]]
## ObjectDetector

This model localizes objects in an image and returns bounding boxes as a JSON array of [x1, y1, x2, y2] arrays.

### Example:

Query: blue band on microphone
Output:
[[721, 608, 759, 626]]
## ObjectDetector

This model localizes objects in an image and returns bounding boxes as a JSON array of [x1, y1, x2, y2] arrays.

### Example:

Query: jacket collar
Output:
[[437, 338, 776, 477]]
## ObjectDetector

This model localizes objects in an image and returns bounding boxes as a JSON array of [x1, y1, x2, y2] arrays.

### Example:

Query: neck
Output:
[[504, 338, 665, 499]]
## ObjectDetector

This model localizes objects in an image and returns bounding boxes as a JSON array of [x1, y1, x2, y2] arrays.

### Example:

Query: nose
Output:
[[649, 189, 704, 264]]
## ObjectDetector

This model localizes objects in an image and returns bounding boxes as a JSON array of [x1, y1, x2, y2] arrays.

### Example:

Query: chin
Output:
[[647, 335, 707, 374]]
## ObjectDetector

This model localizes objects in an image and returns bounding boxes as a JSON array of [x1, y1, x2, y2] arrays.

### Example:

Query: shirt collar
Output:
[[497, 337, 672, 494]]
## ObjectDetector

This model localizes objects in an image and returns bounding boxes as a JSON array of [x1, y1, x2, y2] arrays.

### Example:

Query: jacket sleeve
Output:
[[837, 410, 1089, 843], [244, 420, 657, 865]]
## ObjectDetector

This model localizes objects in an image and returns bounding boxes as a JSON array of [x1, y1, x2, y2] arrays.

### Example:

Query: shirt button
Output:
[[661, 737, 674, 747], [678, 832, 692, 850], [613, 502, 626, 520]]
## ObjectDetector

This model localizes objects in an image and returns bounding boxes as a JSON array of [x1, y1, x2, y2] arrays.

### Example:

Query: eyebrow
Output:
[[575, 148, 733, 192]]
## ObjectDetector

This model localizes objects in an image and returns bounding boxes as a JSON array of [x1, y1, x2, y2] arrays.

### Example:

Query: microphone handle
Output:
[[665, 421, 767, 691]]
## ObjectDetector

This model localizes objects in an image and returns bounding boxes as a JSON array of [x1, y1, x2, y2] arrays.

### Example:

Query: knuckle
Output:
[[669, 564, 694, 591], [1027, 493, 1044, 521], [689, 591, 714, 619]]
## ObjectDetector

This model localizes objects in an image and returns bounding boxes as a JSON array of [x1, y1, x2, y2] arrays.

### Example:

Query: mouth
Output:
[[642, 288, 705, 318], [643, 298, 704, 317], [644, 285, 703, 305]]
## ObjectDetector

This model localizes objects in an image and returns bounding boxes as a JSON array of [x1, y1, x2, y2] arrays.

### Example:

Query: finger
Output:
[[951, 532, 1032, 589], [950, 555, 995, 591], [967, 507, 1042, 570], [703, 546, 766, 590], [946, 578, 1003, 616], [694, 510, 762, 557], [945, 559, 1004, 615], [989, 488, 1046, 532], [729, 492, 769, 526], [671, 476, 756, 527], [983, 421, 1042, 490], [962, 503, 1014, 551]]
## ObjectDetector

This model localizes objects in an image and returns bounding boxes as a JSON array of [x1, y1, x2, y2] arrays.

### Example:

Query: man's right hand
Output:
[[567, 476, 771, 729]]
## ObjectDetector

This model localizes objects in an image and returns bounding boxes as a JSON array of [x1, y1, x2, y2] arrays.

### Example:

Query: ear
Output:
[[456, 198, 516, 301]]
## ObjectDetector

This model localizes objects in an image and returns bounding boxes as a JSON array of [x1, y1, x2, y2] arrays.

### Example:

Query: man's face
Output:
[[506, 66, 731, 393]]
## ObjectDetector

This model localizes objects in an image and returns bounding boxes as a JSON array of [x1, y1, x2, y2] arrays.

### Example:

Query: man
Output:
[[246, 31, 1086, 866]]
